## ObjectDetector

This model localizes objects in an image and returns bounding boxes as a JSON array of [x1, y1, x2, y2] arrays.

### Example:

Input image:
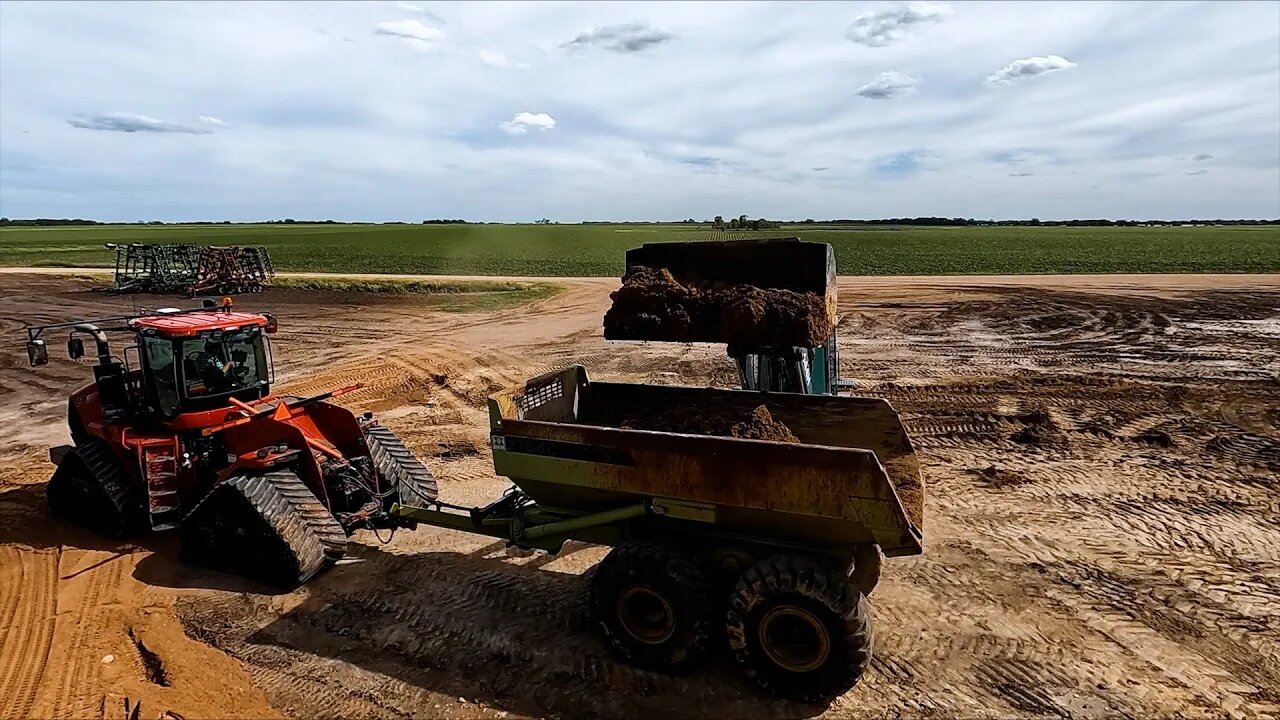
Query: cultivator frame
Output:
[[105, 242, 274, 296]]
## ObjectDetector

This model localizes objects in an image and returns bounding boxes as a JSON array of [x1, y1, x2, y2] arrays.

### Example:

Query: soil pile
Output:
[[603, 266, 834, 349], [620, 404, 800, 443], [882, 455, 925, 529], [1009, 407, 1068, 447]]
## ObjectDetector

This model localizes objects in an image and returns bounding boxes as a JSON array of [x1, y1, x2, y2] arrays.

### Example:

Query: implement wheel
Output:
[[727, 554, 872, 702], [589, 540, 714, 673]]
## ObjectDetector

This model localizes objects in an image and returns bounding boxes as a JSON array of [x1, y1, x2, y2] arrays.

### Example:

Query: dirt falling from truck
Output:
[[603, 266, 835, 349]]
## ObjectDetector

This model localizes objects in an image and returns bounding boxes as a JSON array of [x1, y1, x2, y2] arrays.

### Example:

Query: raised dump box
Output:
[[602, 237, 839, 350], [393, 365, 923, 702]]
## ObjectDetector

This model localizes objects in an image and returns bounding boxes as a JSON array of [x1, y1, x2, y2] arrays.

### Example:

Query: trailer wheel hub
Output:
[[759, 606, 830, 673], [617, 585, 675, 645]]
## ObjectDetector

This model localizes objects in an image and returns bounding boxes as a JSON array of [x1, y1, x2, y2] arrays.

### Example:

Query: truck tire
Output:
[[727, 554, 872, 702], [46, 439, 146, 539], [589, 540, 715, 673], [180, 469, 347, 589], [364, 423, 438, 513]]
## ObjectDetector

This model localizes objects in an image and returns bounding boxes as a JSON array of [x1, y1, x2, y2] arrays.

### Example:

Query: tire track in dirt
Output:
[[0, 548, 57, 720], [6, 275, 1280, 719], [43, 552, 127, 718]]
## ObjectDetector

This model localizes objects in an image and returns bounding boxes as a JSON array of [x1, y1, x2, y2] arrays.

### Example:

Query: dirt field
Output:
[[1, 272, 1278, 720]]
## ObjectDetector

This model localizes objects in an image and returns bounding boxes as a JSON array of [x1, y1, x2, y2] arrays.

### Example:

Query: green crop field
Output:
[[1, 223, 1276, 276]]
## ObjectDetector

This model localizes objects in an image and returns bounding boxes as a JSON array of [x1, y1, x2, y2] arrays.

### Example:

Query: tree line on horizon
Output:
[[2, 216, 1277, 228]]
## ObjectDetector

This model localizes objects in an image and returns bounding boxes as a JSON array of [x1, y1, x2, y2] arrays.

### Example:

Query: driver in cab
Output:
[[190, 341, 246, 394]]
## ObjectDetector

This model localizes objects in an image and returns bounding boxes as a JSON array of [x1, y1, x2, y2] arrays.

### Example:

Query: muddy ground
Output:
[[1, 272, 1277, 720]]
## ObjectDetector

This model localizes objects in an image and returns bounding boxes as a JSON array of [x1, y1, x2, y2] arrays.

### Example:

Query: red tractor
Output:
[[24, 298, 437, 587]]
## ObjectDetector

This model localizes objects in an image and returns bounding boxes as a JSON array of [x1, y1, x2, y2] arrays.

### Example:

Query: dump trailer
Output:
[[394, 365, 923, 701], [603, 237, 851, 394]]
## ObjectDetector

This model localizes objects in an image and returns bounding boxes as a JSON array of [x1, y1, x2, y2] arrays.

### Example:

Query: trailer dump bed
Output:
[[488, 365, 922, 557]]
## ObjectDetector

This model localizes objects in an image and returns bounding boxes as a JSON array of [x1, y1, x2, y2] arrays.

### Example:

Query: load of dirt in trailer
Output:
[[619, 403, 800, 443], [603, 266, 835, 350], [615, 402, 923, 526]]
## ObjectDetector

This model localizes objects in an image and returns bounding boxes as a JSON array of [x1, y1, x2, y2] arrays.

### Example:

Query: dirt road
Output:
[[1, 272, 1278, 719]]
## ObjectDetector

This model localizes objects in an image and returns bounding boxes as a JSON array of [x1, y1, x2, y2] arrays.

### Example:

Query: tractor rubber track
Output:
[[180, 469, 347, 588], [364, 423, 439, 508], [47, 439, 146, 538]]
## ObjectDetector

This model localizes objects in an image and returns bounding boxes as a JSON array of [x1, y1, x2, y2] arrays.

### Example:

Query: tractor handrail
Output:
[[23, 303, 235, 342]]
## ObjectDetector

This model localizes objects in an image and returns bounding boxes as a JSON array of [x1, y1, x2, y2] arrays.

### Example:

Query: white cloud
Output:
[[198, 115, 225, 127], [479, 50, 508, 68], [856, 71, 919, 99], [374, 19, 445, 50], [846, 2, 952, 47], [67, 112, 211, 134], [562, 23, 673, 53], [391, 2, 444, 25], [2, 1, 1277, 222], [986, 55, 1077, 86], [479, 50, 529, 70], [499, 112, 556, 136]]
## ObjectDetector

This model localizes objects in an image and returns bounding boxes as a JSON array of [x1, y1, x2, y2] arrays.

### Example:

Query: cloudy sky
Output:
[[1, 0, 1277, 222]]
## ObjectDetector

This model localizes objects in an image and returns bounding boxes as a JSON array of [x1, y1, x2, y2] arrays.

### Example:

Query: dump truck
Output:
[[24, 298, 435, 588], [393, 364, 923, 701], [603, 237, 851, 394]]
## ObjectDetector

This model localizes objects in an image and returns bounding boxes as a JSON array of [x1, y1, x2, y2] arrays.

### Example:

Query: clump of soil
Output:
[[435, 440, 483, 459], [1131, 428, 1174, 447], [970, 464, 1031, 489], [1009, 406, 1068, 447], [603, 266, 834, 350], [620, 404, 800, 443]]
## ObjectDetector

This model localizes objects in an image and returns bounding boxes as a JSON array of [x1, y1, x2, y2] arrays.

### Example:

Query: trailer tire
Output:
[[590, 540, 714, 673], [727, 554, 872, 702]]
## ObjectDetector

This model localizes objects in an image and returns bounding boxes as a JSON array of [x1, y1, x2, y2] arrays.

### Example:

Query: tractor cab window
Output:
[[180, 329, 268, 399], [143, 336, 181, 416]]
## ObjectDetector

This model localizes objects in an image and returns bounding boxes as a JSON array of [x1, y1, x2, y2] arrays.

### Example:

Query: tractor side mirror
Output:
[[67, 337, 85, 360], [26, 340, 48, 366]]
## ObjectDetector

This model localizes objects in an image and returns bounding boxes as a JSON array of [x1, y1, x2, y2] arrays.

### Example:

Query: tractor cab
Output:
[[25, 299, 278, 425], [133, 310, 275, 418]]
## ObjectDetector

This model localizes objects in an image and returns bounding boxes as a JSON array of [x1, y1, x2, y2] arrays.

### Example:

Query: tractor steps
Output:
[[180, 469, 347, 588], [141, 442, 181, 531]]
